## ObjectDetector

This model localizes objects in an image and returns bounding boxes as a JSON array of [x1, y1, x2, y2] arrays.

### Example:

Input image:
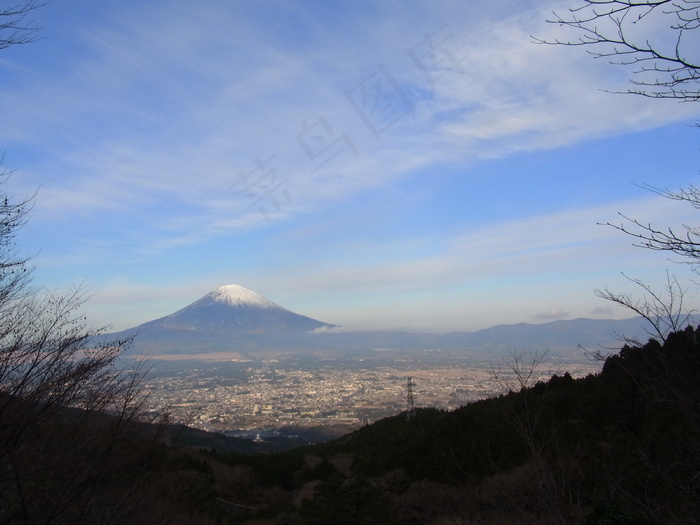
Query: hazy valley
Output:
[[4, 1, 700, 522], [121, 285, 639, 439]]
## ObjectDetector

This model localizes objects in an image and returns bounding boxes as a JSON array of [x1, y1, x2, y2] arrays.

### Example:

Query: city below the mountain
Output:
[[115, 284, 649, 439]]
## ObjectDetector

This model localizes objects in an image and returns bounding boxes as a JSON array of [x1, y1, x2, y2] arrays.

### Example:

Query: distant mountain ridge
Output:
[[111, 284, 337, 355], [108, 284, 667, 359]]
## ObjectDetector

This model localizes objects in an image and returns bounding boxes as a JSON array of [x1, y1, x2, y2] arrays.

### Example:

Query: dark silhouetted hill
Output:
[[203, 325, 700, 524]]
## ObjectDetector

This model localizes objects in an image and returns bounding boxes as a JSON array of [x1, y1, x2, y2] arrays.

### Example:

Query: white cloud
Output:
[[591, 305, 614, 315], [532, 309, 570, 320], [7, 0, 699, 259], [4, 1, 700, 333], [310, 325, 355, 334], [428, 7, 699, 155], [186, 194, 700, 311]]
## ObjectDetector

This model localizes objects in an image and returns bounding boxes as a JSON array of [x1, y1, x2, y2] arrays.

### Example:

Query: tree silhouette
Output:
[[0, 9, 178, 519], [536, 0, 700, 101], [0, 1, 44, 51], [603, 184, 700, 269]]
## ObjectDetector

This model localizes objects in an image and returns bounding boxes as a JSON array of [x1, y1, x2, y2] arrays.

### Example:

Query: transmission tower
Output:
[[406, 377, 416, 421]]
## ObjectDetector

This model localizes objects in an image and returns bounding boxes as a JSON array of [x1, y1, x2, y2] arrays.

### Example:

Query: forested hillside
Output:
[[198, 326, 700, 524], [4, 324, 699, 523]]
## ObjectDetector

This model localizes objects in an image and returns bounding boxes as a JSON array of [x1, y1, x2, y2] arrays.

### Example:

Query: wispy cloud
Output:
[[7, 0, 698, 258], [3, 0, 699, 332], [532, 309, 570, 320]]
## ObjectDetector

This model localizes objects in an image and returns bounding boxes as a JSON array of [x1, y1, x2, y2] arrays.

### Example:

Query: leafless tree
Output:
[[537, 4, 700, 333], [535, 0, 700, 101], [595, 271, 694, 343], [603, 183, 700, 269], [489, 349, 550, 393], [0, 1, 45, 50], [588, 181, 700, 343], [0, 7, 197, 522], [490, 350, 553, 459], [0, 172, 173, 522]]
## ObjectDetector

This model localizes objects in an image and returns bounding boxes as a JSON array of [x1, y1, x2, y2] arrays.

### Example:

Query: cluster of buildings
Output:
[[140, 360, 596, 433], [144, 365, 407, 431]]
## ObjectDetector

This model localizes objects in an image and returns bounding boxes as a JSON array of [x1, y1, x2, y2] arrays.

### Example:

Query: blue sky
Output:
[[2, 0, 700, 332]]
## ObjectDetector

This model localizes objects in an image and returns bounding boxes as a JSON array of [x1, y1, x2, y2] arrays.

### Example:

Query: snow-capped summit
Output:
[[207, 284, 280, 309], [111, 283, 336, 355]]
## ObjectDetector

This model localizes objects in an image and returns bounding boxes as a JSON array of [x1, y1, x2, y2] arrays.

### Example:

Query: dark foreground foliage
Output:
[[205, 326, 700, 524], [3, 326, 699, 524]]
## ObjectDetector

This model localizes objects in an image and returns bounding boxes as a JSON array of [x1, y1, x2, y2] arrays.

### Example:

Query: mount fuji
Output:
[[108, 284, 661, 361], [111, 285, 337, 356]]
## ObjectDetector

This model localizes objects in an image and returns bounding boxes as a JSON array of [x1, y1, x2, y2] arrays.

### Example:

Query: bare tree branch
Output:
[[489, 349, 554, 460], [490, 349, 551, 393], [0, 170, 175, 522], [534, 0, 700, 101], [0, 1, 45, 51], [600, 184, 700, 270], [594, 271, 694, 342]]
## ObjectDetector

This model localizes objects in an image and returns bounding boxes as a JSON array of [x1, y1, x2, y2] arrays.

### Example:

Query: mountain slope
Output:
[[143, 284, 330, 334], [112, 284, 337, 355], [107, 284, 667, 358]]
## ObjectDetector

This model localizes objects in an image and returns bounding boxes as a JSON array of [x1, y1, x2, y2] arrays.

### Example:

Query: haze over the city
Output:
[[2, 0, 700, 333]]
